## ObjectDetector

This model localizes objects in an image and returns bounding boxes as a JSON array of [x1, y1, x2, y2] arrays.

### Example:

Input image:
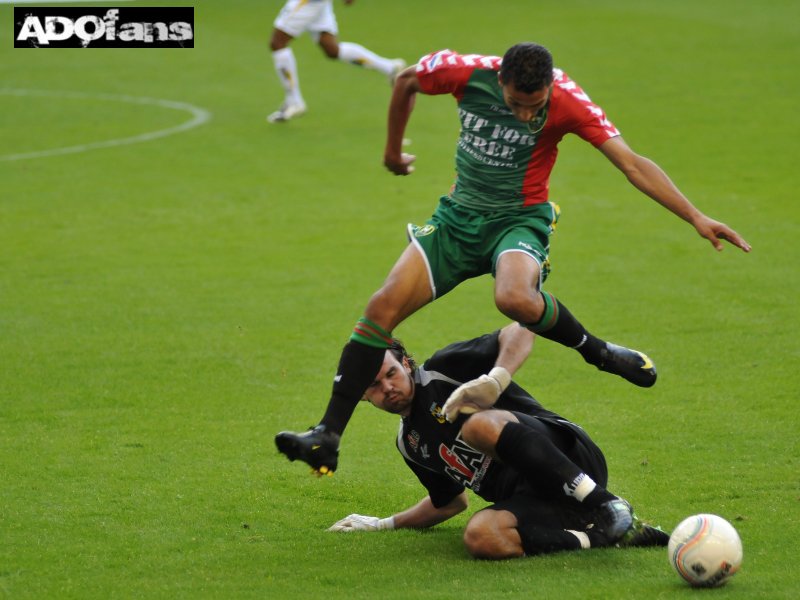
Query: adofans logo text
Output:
[[14, 7, 194, 48]]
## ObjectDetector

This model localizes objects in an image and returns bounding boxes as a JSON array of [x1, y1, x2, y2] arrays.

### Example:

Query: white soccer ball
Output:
[[668, 514, 743, 587]]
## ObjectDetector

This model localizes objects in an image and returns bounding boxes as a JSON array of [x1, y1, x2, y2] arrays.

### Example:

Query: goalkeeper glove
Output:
[[443, 366, 511, 423], [328, 514, 395, 532]]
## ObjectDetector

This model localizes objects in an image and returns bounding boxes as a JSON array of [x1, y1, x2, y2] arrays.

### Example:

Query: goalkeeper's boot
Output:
[[618, 513, 670, 548], [275, 424, 340, 475], [595, 342, 657, 388], [586, 498, 634, 548]]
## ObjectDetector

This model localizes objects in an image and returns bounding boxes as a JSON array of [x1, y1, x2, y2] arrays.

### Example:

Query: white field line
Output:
[[0, 89, 211, 161]]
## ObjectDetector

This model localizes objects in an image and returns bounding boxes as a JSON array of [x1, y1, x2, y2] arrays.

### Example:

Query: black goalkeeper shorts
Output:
[[485, 412, 609, 530]]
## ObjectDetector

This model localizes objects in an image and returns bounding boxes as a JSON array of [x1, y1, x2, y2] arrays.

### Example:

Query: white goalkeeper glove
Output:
[[328, 514, 395, 532], [443, 366, 512, 423]]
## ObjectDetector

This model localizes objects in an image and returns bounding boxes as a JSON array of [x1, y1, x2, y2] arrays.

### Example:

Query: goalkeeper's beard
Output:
[[382, 372, 415, 415]]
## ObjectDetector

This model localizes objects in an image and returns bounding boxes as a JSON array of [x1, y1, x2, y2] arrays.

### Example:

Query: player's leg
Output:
[[461, 410, 633, 546], [314, 2, 405, 82], [275, 243, 433, 472], [277, 207, 476, 473], [267, 1, 310, 122], [464, 505, 587, 558], [493, 249, 656, 388], [320, 242, 433, 432], [462, 509, 525, 558], [320, 34, 406, 82], [461, 410, 616, 506], [494, 250, 603, 355]]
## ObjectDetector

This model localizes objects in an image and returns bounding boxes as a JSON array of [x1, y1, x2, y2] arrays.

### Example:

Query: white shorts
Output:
[[273, 0, 339, 39]]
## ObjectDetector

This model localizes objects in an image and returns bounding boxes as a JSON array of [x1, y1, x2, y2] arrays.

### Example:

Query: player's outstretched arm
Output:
[[443, 325, 534, 422], [328, 492, 468, 532], [384, 67, 421, 176], [598, 137, 752, 253]]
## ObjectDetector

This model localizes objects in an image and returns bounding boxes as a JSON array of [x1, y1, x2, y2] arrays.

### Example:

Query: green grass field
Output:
[[1, 1, 798, 597]]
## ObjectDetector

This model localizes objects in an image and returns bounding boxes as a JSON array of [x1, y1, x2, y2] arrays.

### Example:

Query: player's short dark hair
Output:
[[388, 339, 416, 372], [500, 43, 554, 93], [361, 340, 417, 403]]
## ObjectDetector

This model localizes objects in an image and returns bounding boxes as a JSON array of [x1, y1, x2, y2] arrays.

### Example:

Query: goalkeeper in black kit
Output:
[[285, 324, 669, 558]]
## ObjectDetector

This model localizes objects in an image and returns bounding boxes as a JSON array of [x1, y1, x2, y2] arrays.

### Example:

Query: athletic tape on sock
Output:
[[350, 317, 392, 348], [527, 291, 559, 333]]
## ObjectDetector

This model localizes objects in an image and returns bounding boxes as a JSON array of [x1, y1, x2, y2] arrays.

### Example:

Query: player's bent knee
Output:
[[269, 29, 292, 52], [463, 523, 498, 559], [459, 418, 479, 447], [494, 290, 541, 323], [460, 411, 513, 451], [463, 511, 522, 560], [318, 37, 339, 59]]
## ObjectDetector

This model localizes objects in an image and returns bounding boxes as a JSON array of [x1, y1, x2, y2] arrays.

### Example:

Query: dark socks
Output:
[[525, 292, 605, 365], [320, 339, 386, 435], [320, 317, 393, 435], [494, 421, 615, 508], [516, 523, 583, 555]]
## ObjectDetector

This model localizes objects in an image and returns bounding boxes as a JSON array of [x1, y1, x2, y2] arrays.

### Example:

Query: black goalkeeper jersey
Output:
[[395, 330, 575, 508]]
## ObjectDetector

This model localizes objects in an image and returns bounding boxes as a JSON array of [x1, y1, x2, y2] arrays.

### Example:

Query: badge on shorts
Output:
[[412, 224, 436, 237]]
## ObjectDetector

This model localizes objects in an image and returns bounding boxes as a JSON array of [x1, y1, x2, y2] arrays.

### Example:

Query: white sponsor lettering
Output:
[[456, 107, 539, 169]]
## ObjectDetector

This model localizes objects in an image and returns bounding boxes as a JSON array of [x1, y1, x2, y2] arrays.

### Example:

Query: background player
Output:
[[268, 0, 405, 122]]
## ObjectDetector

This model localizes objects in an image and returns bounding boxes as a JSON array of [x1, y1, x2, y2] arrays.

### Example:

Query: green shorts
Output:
[[407, 196, 560, 299]]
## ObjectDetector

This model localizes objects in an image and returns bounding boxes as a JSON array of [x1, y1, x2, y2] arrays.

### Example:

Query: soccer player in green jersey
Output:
[[276, 43, 751, 475]]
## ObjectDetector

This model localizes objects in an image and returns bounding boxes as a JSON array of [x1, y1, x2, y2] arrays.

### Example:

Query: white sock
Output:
[[338, 41, 394, 75], [567, 530, 591, 549], [272, 47, 304, 105], [563, 472, 597, 502]]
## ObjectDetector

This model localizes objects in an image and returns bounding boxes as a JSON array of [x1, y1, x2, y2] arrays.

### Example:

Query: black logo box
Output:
[[14, 7, 194, 48]]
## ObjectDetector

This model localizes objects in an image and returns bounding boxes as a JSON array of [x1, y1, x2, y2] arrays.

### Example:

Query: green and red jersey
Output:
[[415, 49, 621, 210]]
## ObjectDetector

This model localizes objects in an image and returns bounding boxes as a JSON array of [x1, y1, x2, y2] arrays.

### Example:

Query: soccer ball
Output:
[[668, 514, 743, 587]]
